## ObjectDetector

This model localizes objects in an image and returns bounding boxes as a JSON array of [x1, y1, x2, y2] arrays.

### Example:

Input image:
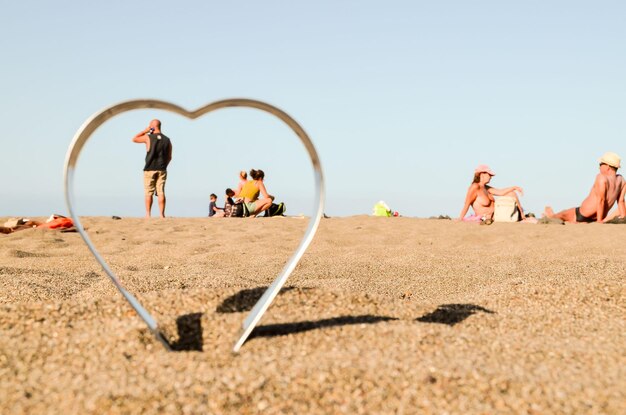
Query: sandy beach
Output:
[[0, 216, 624, 414]]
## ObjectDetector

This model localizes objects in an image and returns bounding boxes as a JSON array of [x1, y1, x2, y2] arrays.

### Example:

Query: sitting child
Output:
[[208, 193, 223, 217], [222, 188, 236, 218], [212, 189, 237, 218]]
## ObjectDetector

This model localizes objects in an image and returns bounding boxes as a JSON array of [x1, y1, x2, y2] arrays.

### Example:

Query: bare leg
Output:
[[145, 196, 153, 218], [544, 206, 576, 223], [502, 190, 525, 218], [250, 198, 273, 218], [158, 195, 166, 218]]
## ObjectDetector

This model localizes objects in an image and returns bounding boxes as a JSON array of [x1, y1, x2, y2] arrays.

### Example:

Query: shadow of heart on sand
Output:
[[216, 286, 305, 313], [416, 304, 494, 326], [249, 315, 399, 340], [168, 312, 204, 351]]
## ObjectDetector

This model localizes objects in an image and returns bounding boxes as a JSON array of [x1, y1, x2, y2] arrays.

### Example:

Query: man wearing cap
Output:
[[544, 152, 625, 223]]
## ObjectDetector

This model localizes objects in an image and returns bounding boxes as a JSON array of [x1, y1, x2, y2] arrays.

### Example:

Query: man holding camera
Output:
[[132, 119, 173, 218]]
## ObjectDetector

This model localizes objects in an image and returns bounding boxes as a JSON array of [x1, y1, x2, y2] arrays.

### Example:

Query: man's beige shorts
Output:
[[144, 170, 167, 197]]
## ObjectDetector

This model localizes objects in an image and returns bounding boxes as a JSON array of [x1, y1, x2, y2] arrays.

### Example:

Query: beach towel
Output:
[[537, 217, 564, 225], [37, 217, 74, 230], [462, 214, 483, 223], [494, 196, 520, 222]]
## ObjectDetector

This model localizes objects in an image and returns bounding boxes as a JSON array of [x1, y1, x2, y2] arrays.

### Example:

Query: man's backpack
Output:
[[265, 202, 286, 217]]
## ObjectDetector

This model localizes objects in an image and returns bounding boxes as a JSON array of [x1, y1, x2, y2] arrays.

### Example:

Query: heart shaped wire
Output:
[[64, 98, 325, 352]]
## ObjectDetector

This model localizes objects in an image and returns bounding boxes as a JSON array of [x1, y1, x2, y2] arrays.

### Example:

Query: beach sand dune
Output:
[[1, 217, 624, 414]]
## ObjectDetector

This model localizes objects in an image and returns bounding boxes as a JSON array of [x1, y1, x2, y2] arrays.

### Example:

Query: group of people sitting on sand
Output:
[[459, 152, 625, 224], [209, 169, 281, 218]]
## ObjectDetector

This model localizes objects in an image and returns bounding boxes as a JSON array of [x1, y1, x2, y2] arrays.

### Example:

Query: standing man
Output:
[[544, 152, 625, 223], [133, 119, 173, 218]]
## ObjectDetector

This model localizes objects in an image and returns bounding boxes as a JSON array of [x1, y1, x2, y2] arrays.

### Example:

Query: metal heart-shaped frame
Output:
[[63, 98, 325, 352]]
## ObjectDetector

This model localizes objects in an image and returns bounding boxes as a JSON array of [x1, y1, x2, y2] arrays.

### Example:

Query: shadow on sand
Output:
[[216, 286, 304, 313], [416, 304, 494, 326], [173, 287, 496, 350], [168, 312, 204, 352], [249, 315, 399, 340]]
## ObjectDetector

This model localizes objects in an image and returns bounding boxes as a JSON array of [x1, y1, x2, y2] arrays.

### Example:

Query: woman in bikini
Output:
[[238, 169, 274, 217], [458, 165, 525, 222]]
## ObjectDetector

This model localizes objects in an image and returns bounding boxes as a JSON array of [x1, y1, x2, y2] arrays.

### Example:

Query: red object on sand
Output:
[[37, 218, 74, 230]]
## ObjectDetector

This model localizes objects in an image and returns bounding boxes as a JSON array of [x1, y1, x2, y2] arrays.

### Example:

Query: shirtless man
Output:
[[544, 152, 625, 223], [459, 164, 524, 221]]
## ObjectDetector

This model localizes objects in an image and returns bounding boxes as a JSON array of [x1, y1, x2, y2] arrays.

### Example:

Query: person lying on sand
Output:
[[1, 220, 42, 234], [459, 165, 525, 222], [544, 152, 625, 223], [1, 215, 76, 234]]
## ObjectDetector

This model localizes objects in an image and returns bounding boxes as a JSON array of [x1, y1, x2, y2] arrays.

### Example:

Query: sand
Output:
[[0, 216, 624, 414]]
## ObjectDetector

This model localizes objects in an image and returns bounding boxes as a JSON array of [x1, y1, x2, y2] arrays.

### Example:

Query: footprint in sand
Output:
[[10, 249, 49, 258]]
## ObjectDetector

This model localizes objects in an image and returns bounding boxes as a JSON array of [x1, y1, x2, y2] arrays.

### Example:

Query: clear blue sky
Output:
[[1, 1, 625, 217]]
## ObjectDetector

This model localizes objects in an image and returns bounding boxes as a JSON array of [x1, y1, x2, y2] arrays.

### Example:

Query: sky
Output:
[[1, 1, 625, 218]]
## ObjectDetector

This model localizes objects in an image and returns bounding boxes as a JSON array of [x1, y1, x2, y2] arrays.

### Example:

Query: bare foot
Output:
[[543, 206, 554, 218]]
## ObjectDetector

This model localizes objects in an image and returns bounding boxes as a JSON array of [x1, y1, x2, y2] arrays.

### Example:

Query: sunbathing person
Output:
[[238, 169, 274, 217], [544, 152, 625, 223], [459, 165, 525, 222], [1, 220, 43, 234]]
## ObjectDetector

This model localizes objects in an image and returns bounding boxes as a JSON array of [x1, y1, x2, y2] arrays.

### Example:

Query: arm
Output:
[[619, 179, 626, 218], [132, 127, 151, 143], [258, 180, 273, 200], [606, 177, 626, 221], [458, 184, 478, 220], [166, 143, 173, 167], [132, 128, 150, 150], [234, 181, 244, 198], [487, 186, 523, 196], [594, 175, 608, 222]]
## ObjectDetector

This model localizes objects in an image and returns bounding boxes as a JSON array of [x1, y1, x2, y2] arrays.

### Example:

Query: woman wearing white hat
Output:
[[544, 152, 625, 223], [459, 164, 525, 223]]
